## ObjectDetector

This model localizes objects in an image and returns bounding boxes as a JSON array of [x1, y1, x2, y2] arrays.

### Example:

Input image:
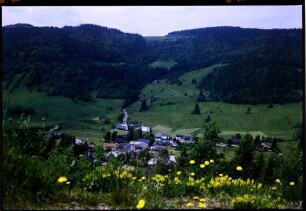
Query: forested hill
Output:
[[3, 24, 303, 106], [3, 24, 159, 106]]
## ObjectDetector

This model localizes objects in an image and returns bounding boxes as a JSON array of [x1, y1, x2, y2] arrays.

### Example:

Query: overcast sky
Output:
[[2, 6, 302, 36]]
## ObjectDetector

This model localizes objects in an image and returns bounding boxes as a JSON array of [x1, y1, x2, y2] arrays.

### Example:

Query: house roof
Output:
[[116, 123, 128, 130], [156, 132, 170, 137], [150, 145, 166, 151], [137, 138, 150, 144], [130, 120, 139, 125], [75, 138, 83, 145], [141, 126, 151, 132]]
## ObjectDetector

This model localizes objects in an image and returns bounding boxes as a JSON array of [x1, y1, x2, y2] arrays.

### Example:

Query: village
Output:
[[68, 109, 273, 168]]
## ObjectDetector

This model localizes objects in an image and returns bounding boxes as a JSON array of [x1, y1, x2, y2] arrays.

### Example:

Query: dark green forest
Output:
[[3, 24, 303, 106]]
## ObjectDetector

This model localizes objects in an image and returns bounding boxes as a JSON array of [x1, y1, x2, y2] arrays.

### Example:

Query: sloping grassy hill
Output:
[[137, 64, 224, 107], [2, 88, 123, 138], [148, 60, 178, 70], [129, 101, 301, 139], [129, 64, 302, 139]]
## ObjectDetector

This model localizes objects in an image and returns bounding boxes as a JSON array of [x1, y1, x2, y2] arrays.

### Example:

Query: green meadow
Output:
[[128, 65, 302, 140], [129, 101, 301, 139], [2, 88, 123, 138], [2, 64, 302, 140]]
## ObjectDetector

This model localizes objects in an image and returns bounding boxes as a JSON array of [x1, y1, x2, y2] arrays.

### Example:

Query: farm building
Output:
[[156, 132, 171, 140], [129, 120, 139, 127], [141, 126, 151, 133], [116, 123, 128, 131], [176, 134, 193, 143]]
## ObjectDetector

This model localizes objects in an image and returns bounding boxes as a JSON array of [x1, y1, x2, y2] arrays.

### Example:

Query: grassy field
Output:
[[129, 101, 302, 139], [2, 88, 124, 138], [2, 64, 302, 140], [128, 64, 302, 140], [137, 64, 224, 107], [148, 60, 178, 70]]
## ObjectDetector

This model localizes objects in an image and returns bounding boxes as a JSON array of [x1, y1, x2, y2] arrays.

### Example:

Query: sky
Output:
[[2, 6, 302, 36]]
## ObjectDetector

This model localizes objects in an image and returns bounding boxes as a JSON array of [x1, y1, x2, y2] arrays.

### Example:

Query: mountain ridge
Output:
[[3, 24, 303, 106]]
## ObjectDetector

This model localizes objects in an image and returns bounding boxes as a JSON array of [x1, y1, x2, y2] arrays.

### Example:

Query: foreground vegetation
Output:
[[3, 116, 303, 209]]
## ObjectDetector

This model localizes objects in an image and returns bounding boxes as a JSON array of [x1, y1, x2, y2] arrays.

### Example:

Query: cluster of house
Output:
[[103, 132, 179, 166], [116, 120, 151, 133], [71, 117, 199, 166], [216, 136, 272, 151]]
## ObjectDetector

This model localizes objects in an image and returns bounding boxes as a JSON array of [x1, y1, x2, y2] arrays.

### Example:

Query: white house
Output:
[[141, 126, 151, 133]]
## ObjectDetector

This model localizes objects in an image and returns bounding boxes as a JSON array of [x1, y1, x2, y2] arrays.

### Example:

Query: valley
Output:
[[2, 23, 303, 209], [2, 64, 302, 140]]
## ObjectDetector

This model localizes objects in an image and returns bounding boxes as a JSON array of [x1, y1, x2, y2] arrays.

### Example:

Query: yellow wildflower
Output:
[[219, 174, 223, 177], [174, 177, 181, 184], [136, 199, 145, 209], [141, 176, 146, 180], [190, 172, 195, 176], [204, 161, 210, 165], [57, 176, 68, 183], [200, 198, 206, 202], [177, 171, 182, 175], [210, 159, 214, 163], [186, 202, 194, 207], [257, 183, 262, 189], [236, 166, 243, 171], [193, 196, 199, 200], [275, 179, 281, 183], [198, 202, 207, 209], [290, 181, 295, 186], [190, 160, 195, 165], [200, 164, 205, 168]]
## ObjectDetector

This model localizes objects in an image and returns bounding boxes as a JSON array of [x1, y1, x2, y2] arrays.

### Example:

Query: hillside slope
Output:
[[3, 25, 303, 105]]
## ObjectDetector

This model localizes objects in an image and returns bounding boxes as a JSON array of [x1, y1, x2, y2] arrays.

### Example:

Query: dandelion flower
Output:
[[57, 176, 68, 183], [186, 202, 194, 207], [275, 179, 281, 183], [236, 166, 243, 171], [198, 203, 207, 209], [204, 161, 210, 165], [200, 164, 205, 168], [177, 171, 182, 175], [193, 196, 199, 200], [210, 159, 214, 163], [190, 172, 195, 176], [136, 199, 145, 209], [200, 198, 206, 202], [219, 174, 223, 177], [141, 176, 146, 180], [190, 160, 195, 165], [290, 181, 295, 186]]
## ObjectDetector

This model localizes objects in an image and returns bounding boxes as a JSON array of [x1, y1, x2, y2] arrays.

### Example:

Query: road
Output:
[[123, 108, 128, 123]]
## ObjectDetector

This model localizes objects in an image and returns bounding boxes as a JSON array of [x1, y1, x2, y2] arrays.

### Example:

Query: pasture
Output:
[[2, 88, 123, 138]]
